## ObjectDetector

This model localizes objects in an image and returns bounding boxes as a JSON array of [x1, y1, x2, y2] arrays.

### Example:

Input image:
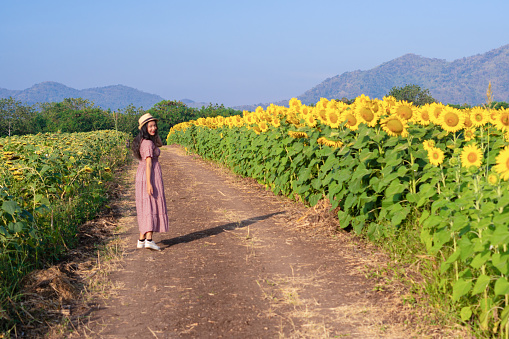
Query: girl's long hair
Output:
[[131, 122, 163, 160]]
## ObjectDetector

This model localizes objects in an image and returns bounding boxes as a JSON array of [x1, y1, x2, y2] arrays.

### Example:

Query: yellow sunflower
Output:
[[288, 131, 308, 139], [305, 114, 317, 128], [355, 103, 379, 127], [493, 108, 509, 132], [470, 107, 489, 127], [488, 172, 499, 185], [258, 121, 269, 133], [417, 104, 432, 126], [439, 107, 465, 133], [315, 108, 328, 124], [326, 108, 341, 128], [380, 115, 408, 137], [429, 103, 446, 124], [422, 140, 435, 151], [271, 118, 281, 128], [463, 127, 476, 141], [460, 143, 483, 168], [342, 111, 361, 131], [289, 97, 302, 108], [494, 146, 509, 180], [427, 147, 445, 166], [391, 101, 416, 122]]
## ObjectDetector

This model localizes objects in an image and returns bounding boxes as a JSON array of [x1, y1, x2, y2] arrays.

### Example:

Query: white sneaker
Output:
[[137, 240, 145, 249], [144, 240, 161, 251]]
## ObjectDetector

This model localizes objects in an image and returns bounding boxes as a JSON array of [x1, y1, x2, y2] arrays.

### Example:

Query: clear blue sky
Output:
[[1, 0, 508, 107]]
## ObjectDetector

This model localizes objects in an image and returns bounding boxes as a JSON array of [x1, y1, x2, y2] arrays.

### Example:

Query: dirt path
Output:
[[79, 145, 414, 338]]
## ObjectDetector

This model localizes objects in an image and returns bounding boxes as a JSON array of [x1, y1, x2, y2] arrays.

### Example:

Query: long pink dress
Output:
[[135, 139, 169, 233]]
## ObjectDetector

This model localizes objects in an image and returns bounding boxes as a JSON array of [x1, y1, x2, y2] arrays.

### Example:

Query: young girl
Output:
[[131, 113, 168, 250]]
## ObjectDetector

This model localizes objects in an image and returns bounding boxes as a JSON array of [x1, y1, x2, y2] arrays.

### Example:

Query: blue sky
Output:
[[1, 0, 508, 107]]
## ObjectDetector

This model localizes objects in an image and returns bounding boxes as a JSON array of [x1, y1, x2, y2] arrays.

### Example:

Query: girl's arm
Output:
[[146, 156, 153, 195]]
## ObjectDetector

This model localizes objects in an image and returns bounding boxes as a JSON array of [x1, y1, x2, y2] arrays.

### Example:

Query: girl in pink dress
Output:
[[131, 113, 169, 250]]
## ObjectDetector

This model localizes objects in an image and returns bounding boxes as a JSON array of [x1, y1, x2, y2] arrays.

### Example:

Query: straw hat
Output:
[[138, 113, 158, 130]]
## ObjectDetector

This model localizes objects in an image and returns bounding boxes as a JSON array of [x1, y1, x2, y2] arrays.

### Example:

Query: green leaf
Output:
[[492, 252, 509, 275], [472, 274, 491, 295], [2, 201, 18, 216], [495, 277, 509, 296], [452, 278, 472, 302], [470, 250, 491, 269], [460, 306, 472, 321]]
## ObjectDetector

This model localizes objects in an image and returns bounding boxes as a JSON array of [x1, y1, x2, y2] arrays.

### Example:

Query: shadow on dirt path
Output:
[[78, 145, 414, 338]]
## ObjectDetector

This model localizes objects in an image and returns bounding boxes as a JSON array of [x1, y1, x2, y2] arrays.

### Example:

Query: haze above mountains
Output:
[[1, 44, 508, 111]]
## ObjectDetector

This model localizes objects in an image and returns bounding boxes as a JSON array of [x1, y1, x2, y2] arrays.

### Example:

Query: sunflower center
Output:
[[506, 157, 509, 169], [397, 106, 413, 120], [474, 113, 483, 122], [464, 118, 473, 128], [360, 107, 374, 121], [433, 152, 440, 160], [501, 114, 509, 127], [421, 111, 430, 121], [386, 119, 404, 134], [467, 152, 478, 163], [444, 112, 460, 127], [346, 114, 357, 126]]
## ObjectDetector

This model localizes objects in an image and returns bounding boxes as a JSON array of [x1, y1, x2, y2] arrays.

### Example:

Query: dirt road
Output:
[[81, 145, 414, 338]]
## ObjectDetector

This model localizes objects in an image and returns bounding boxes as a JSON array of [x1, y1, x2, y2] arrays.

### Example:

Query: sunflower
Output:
[[493, 108, 509, 132], [391, 101, 415, 122], [494, 146, 509, 180], [258, 121, 269, 133], [355, 103, 379, 127], [438, 107, 465, 133], [289, 98, 302, 108], [429, 103, 446, 124], [317, 137, 342, 148], [427, 147, 445, 166], [315, 108, 328, 124], [470, 107, 489, 127], [326, 108, 341, 128], [422, 140, 435, 151], [288, 131, 308, 139], [463, 128, 476, 141], [417, 104, 432, 126], [271, 118, 281, 128], [251, 125, 261, 135], [460, 143, 483, 168], [342, 111, 361, 131], [463, 111, 473, 129], [305, 114, 317, 128], [488, 172, 499, 185], [380, 116, 408, 137]]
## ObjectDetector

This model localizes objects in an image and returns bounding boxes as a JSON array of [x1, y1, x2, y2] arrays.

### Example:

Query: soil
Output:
[[15, 145, 463, 338]]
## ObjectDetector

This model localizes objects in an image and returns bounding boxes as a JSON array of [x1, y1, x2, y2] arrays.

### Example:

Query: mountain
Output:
[[235, 44, 509, 111], [0, 82, 165, 110]]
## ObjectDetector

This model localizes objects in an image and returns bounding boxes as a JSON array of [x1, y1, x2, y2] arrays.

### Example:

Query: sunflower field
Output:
[[0, 130, 129, 329], [167, 94, 509, 336]]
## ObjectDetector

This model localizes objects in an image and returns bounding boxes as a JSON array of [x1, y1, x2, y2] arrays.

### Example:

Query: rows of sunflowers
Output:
[[167, 95, 509, 336], [0, 130, 129, 328]]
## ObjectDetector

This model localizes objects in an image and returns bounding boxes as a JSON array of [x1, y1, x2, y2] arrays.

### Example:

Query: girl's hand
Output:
[[147, 183, 154, 196]]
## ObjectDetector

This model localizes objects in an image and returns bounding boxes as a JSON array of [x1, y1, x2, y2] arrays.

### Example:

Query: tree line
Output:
[[2, 85, 508, 140], [0, 97, 242, 143]]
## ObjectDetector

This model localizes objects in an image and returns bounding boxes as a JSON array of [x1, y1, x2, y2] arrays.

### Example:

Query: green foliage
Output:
[[168, 107, 509, 336], [148, 100, 241, 144], [0, 98, 42, 136], [387, 84, 436, 106], [0, 130, 130, 332]]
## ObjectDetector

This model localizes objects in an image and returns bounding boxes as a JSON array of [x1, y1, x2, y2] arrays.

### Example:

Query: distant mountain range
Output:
[[0, 82, 165, 110], [236, 44, 509, 111], [2, 44, 508, 111]]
